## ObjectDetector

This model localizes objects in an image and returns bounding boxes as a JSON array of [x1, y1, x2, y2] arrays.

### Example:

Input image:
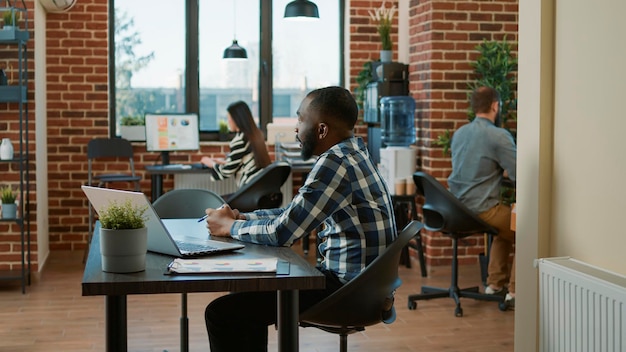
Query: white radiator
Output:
[[537, 257, 626, 352], [174, 173, 293, 208]]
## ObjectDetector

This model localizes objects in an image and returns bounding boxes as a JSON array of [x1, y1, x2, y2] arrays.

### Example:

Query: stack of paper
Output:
[[167, 257, 278, 274]]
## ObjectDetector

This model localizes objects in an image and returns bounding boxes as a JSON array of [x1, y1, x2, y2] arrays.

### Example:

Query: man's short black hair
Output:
[[471, 86, 500, 114], [307, 86, 358, 130]]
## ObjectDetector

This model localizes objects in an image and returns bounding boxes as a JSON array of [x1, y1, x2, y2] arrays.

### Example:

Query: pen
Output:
[[197, 204, 225, 222]]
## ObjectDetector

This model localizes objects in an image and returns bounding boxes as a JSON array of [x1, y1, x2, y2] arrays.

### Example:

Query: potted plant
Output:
[[1, 185, 17, 219], [119, 115, 146, 141], [368, 1, 395, 62], [218, 119, 230, 141], [2, 11, 14, 31], [98, 199, 149, 273]]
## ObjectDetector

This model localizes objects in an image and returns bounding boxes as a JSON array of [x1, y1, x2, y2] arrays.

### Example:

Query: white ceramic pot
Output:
[[0, 138, 13, 160], [100, 227, 148, 273]]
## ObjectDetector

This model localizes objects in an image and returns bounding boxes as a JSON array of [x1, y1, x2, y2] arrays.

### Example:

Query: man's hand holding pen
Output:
[[203, 204, 239, 237]]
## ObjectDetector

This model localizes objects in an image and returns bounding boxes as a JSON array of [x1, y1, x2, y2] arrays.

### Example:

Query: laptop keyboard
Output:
[[175, 240, 218, 254]]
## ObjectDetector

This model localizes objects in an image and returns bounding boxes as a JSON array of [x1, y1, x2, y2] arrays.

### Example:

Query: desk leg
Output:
[[277, 290, 299, 352], [151, 174, 163, 201], [105, 295, 127, 352], [180, 293, 189, 352]]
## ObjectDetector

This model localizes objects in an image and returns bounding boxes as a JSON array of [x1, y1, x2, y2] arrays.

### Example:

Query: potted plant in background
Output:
[[119, 115, 146, 141], [2, 10, 14, 31], [218, 119, 230, 141], [98, 199, 149, 273], [1, 185, 17, 219], [369, 1, 395, 62]]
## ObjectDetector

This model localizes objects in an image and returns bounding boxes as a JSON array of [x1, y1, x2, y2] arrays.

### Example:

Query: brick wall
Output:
[[0, 0, 36, 272], [0, 0, 519, 271], [349, 0, 518, 266]]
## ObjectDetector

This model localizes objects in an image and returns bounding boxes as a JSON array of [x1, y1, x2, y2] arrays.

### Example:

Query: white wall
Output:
[[517, 0, 626, 350], [551, 0, 626, 270], [34, 0, 50, 271]]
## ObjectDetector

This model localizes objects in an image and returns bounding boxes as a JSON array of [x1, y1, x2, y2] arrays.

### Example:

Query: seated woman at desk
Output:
[[201, 101, 271, 187]]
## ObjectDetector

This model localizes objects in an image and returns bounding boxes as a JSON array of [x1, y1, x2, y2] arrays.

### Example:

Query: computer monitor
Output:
[[145, 113, 200, 165]]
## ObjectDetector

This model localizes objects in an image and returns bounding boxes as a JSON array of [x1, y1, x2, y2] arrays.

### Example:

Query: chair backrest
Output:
[[87, 138, 135, 159], [300, 221, 424, 328], [152, 188, 226, 219], [225, 161, 291, 213], [87, 138, 139, 186], [413, 171, 497, 235]]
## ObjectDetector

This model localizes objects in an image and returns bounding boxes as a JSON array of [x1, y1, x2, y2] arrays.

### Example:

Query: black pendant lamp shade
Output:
[[284, 0, 319, 20], [223, 39, 248, 59]]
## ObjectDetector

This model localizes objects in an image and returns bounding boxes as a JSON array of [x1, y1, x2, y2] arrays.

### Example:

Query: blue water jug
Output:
[[380, 96, 416, 146]]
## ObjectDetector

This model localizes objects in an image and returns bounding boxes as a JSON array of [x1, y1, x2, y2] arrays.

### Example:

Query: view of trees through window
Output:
[[112, 0, 342, 138]]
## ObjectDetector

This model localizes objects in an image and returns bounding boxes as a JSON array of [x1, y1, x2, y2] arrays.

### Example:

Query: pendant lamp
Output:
[[223, 1, 247, 59], [223, 40, 248, 59], [284, 0, 319, 20]]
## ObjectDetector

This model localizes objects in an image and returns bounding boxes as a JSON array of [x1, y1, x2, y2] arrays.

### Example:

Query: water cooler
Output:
[[378, 96, 417, 194], [363, 62, 409, 164]]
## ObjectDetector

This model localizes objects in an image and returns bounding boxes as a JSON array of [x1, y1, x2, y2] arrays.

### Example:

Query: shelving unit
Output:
[[0, 0, 30, 293]]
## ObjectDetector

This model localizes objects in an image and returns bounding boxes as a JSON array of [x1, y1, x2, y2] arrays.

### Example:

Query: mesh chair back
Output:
[[152, 189, 226, 219]]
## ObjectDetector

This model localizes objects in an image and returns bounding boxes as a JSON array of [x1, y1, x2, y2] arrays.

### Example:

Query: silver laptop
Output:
[[81, 185, 244, 257]]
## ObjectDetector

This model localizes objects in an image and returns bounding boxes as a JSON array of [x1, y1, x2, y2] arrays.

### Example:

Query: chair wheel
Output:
[[408, 300, 417, 310], [499, 302, 508, 311], [454, 307, 463, 317]]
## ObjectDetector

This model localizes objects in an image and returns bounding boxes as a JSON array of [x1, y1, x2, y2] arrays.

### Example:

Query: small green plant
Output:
[[120, 115, 145, 126], [355, 60, 375, 111], [1, 186, 16, 204], [99, 199, 148, 230], [3, 11, 14, 26], [218, 119, 229, 134]]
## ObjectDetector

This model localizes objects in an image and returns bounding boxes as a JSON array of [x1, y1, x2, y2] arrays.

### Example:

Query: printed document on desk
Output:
[[167, 257, 280, 274]]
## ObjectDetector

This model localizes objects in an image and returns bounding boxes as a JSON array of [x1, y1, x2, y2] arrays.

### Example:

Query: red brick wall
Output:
[[350, 0, 518, 265], [0, 0, 36, 272], [0, 0, 519, 271]]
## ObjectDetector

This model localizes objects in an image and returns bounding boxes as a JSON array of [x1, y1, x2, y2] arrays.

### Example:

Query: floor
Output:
[[0, 247, 514, 352]]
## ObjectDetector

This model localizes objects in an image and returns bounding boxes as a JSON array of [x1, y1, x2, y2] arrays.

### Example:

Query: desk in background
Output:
[[144, 165, 215, 201], [82, 226, 325, 352]]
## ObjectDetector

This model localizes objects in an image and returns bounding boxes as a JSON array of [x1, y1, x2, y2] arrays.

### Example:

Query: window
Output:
[[110, 0, 344, 139]]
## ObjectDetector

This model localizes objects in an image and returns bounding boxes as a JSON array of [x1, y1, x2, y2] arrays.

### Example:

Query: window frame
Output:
[[108, 0, 345, 140]]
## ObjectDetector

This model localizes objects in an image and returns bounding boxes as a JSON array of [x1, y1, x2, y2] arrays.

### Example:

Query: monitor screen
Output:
[[145, 113, 200, 152]]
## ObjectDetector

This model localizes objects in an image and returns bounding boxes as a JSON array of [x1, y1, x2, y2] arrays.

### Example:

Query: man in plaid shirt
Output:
[[204, 86, 397, 351]]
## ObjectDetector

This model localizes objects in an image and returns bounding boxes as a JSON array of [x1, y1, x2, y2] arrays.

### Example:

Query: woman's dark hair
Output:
[[227, 101, 271, 169]]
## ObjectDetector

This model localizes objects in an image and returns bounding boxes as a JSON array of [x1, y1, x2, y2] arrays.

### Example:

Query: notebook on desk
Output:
[[81, 186, 245, 258]]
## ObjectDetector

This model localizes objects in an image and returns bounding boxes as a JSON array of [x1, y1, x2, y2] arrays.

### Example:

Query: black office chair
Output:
[[152, 188, 225, 352], [300, 221, 424, 352], [407, 171, 506, 317], [85, 138, 142, 262], [224, 161, 291, 212]]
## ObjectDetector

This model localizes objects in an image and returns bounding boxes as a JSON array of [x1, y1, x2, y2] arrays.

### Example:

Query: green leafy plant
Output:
[[433, 38, 518, 153], [99, 199, 148, 230], [467, 37, 518, 135], [218, 119, 229, 134], [1, 186, 16, 204], [368, 1, 395, 50], [120, 115, 145, 126], [355, 61, 374, 111], [3, 11, 14, 26]]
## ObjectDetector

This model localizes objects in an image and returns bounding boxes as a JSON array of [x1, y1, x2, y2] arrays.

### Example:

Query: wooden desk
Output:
[[82, 228, 325, 352]]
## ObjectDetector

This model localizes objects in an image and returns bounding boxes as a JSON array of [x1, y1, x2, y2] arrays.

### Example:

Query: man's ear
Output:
[[318, 123, 328, 139]]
